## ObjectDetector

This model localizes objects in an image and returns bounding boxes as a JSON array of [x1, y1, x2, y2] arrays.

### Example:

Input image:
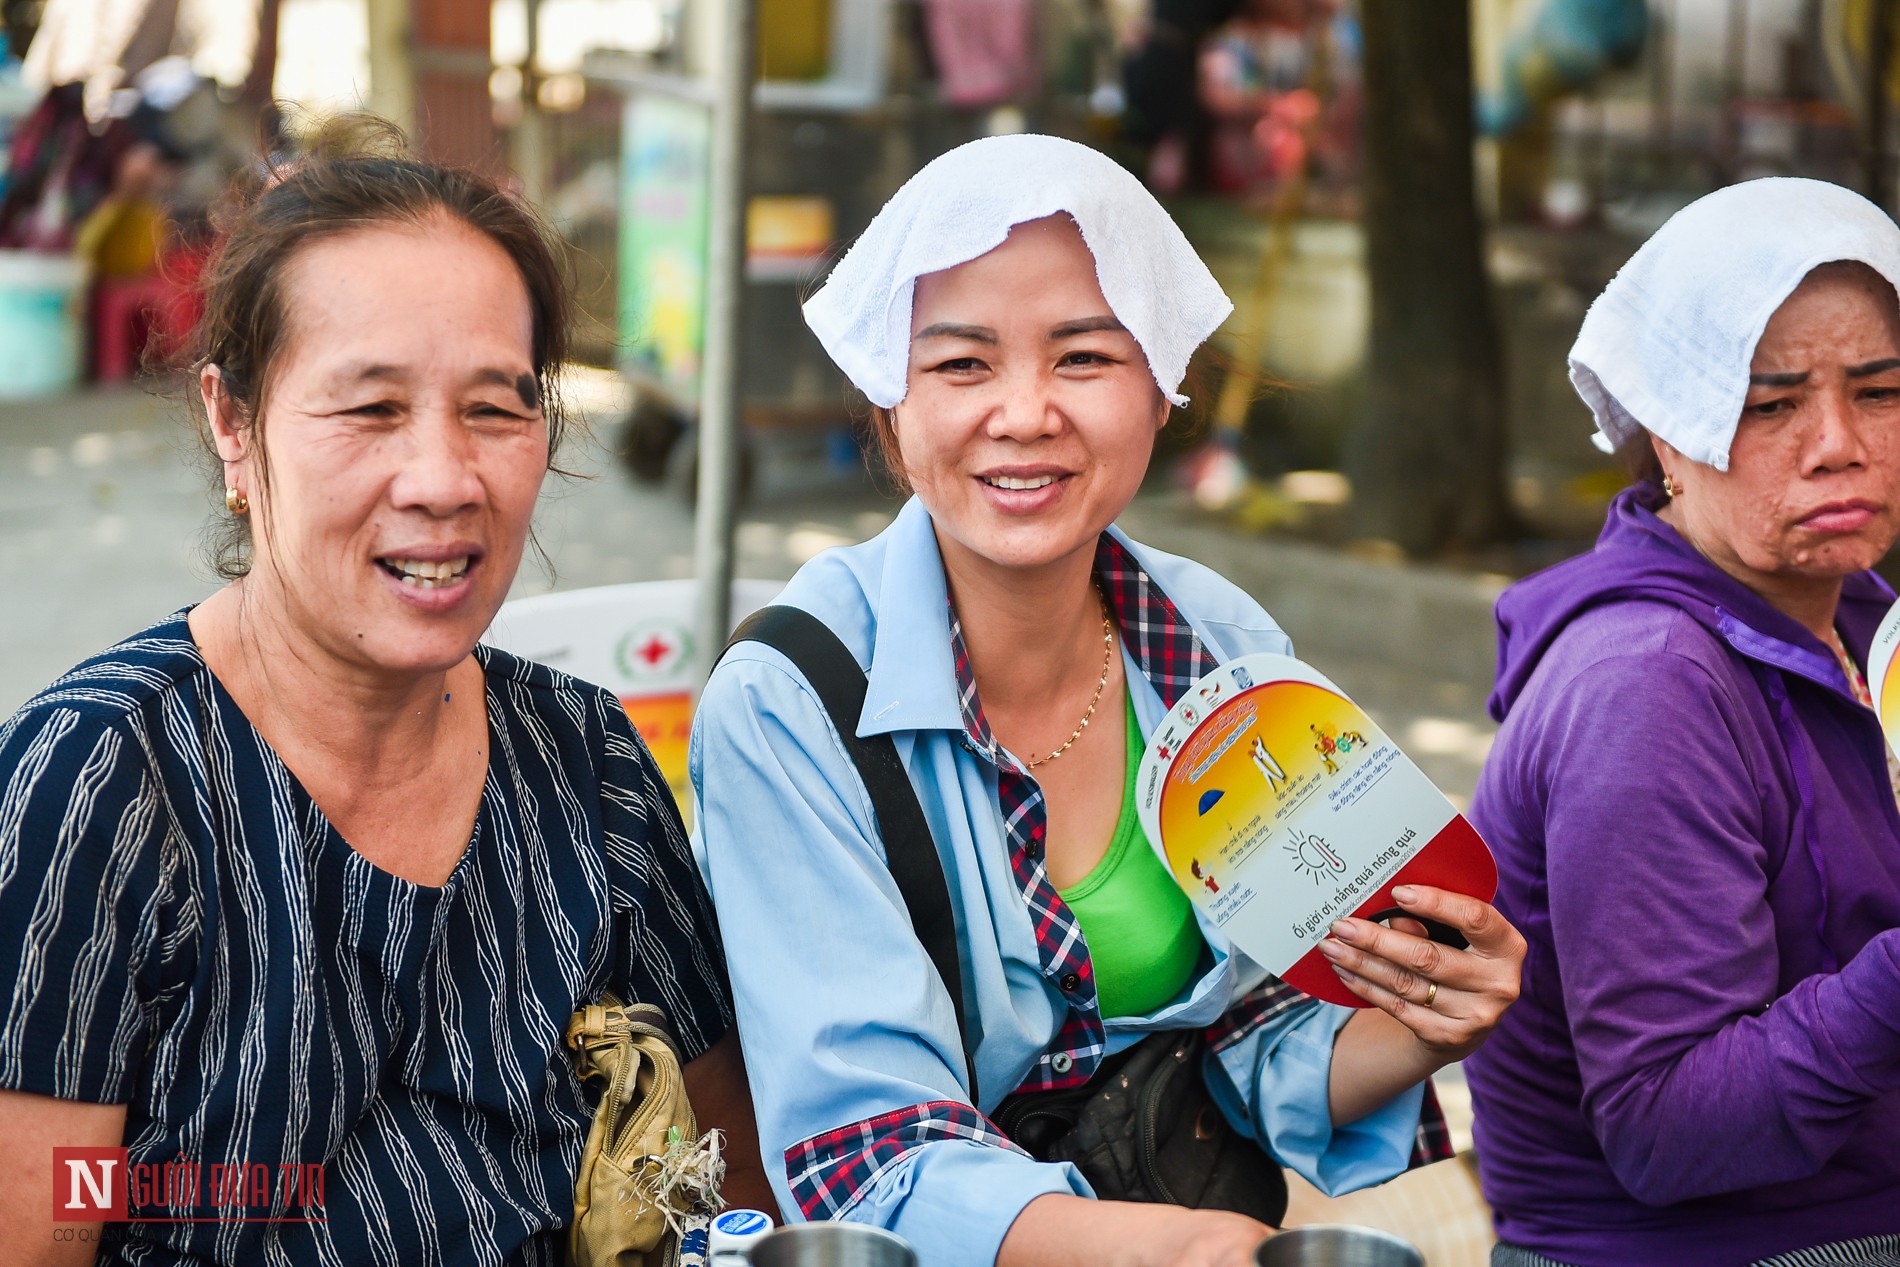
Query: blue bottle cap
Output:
[[708, 1207, 775, 1257]]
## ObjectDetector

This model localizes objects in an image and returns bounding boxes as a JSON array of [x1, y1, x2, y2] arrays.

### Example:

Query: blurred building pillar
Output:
[[1866, 0, 1893, 210], [239, 0, 279, 108], [691, 0, 756, 687], [410, 0, 498, 169], [678, 0, 720, 78], [507, 0, 548, 206], [364, 0, 414, 133]]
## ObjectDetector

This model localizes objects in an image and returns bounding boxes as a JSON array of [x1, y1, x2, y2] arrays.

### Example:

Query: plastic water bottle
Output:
[[707, 1207, 775, 1265]]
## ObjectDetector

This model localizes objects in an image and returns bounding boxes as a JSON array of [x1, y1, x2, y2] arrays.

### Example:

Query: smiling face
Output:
[[208, 213, 548, 681], [893, 215, 1170, 580], [1657, 261, 1900, 608]]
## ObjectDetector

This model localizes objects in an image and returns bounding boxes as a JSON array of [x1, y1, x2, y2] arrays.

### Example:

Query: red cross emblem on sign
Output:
[[620, 622, 691, 680]]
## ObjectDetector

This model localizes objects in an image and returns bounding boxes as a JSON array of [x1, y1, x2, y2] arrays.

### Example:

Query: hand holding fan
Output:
[[1136, 653, 1498, 1008]]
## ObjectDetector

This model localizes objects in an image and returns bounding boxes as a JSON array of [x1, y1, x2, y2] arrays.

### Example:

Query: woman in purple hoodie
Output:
[[1466, 178, 1900, 1267]]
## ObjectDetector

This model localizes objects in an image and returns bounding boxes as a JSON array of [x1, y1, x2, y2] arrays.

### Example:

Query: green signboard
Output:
[[620, 91, 712, 404]]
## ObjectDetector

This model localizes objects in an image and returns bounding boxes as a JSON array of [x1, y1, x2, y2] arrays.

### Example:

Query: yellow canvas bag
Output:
[[566, 995, 725, 1267]]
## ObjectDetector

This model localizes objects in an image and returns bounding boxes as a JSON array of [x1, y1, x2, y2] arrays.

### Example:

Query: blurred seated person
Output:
[[1196, 0, 1359, 201], [75, 128, 186, 382]]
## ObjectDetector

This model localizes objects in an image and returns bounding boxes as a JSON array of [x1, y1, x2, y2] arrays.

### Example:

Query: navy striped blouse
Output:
[[0, 612, 733, 1265]]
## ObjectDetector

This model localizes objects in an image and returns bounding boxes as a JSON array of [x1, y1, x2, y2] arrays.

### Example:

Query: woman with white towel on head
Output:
[[1466, 178, 1900, 1267], [689, 134, 1524, 1267]]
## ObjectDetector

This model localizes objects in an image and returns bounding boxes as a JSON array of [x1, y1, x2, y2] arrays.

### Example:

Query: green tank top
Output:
[[1056, 692, 1205, 1019]]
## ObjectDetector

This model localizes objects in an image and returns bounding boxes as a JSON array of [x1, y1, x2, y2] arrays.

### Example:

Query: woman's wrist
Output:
[[999, 1194, 1269, 1267], [1328, 1008, 1441, 1127]]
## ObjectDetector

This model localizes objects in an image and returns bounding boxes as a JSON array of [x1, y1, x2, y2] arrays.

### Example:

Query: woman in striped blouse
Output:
[[0, 120, 765, 1264]]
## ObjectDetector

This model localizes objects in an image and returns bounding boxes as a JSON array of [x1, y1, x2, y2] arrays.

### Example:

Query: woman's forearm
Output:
[[1326, 1008, 1442, 1127], [998, 1193, 1269, 1267], [999, 1195, 1150, 1267], [681, 1031, 779, 1219], [1319, 887, 1525, 1126]]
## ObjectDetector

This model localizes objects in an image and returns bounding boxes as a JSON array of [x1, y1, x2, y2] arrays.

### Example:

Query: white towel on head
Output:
[[1572, 177, 1900, 471], [802, 133, 1232, 409]]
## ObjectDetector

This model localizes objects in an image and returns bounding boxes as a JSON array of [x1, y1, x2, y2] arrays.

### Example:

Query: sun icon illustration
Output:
[[1286, 830, 1347, 884]]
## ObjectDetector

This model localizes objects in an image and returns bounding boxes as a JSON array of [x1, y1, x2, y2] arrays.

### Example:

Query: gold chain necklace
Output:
[[1025, 589, 1114, 770]]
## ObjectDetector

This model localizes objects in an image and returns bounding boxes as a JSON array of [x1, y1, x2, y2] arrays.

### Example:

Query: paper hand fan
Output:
[[1136, 653, 1497, 1008]]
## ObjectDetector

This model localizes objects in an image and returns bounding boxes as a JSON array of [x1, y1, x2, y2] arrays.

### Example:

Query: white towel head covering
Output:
[[802, 133, 1233, 409], [1572, 177, 1900, 471]]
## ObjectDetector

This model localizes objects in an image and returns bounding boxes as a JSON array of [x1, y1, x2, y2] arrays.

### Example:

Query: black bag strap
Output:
[[724, 605, 981, 1105]]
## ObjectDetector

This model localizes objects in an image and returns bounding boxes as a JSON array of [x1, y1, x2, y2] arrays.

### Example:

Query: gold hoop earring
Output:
[[1661, 473, 1681, 499], [225, 487, 249, 515]]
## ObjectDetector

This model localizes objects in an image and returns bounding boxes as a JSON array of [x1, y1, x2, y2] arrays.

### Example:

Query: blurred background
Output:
[[0, 0, 1895, 1252], [2, 0, 1895, 552], [5, 0, 1897, 708]]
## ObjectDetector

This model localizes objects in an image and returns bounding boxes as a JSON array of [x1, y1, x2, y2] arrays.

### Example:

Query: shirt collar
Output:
[[858, 499, 967, 738], [1618, 489, 1900, 698], [1095, 528, 1220, 706]]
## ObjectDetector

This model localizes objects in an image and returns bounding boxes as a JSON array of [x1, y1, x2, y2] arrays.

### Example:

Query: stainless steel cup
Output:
[[745, 1222, 919, 1267], [1254, 1225, 1427, 1267]]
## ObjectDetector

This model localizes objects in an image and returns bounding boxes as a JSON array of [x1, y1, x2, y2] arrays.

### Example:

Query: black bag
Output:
[[992, 1030, 1287, 1225], [725, 607, 1287, 1226]]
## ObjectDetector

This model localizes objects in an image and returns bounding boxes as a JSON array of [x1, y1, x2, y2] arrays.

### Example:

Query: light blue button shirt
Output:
[[690, 499, 1422, 1267]]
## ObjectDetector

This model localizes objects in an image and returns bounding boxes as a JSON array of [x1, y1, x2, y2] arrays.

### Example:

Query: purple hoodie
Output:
[[1465, 487, 1900, 1265]]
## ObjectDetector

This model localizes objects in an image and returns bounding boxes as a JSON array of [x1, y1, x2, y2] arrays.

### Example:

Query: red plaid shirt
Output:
[[948, 534, 1225, 1093]]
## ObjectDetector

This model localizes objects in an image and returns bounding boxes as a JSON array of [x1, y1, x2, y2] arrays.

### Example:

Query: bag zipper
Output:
[[1136, 1044, 1189, 1204], [1007, 1108, 1077, 1156]]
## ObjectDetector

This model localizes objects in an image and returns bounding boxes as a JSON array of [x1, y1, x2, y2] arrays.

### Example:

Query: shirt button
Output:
[[1050, 1052, 1075, 1075], [1060, 972, 1081, 993], [1024, 841, 1043, 861]]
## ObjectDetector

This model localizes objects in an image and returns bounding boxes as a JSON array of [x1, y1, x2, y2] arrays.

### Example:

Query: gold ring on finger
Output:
[[1423, 981, 1439, 1008]]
